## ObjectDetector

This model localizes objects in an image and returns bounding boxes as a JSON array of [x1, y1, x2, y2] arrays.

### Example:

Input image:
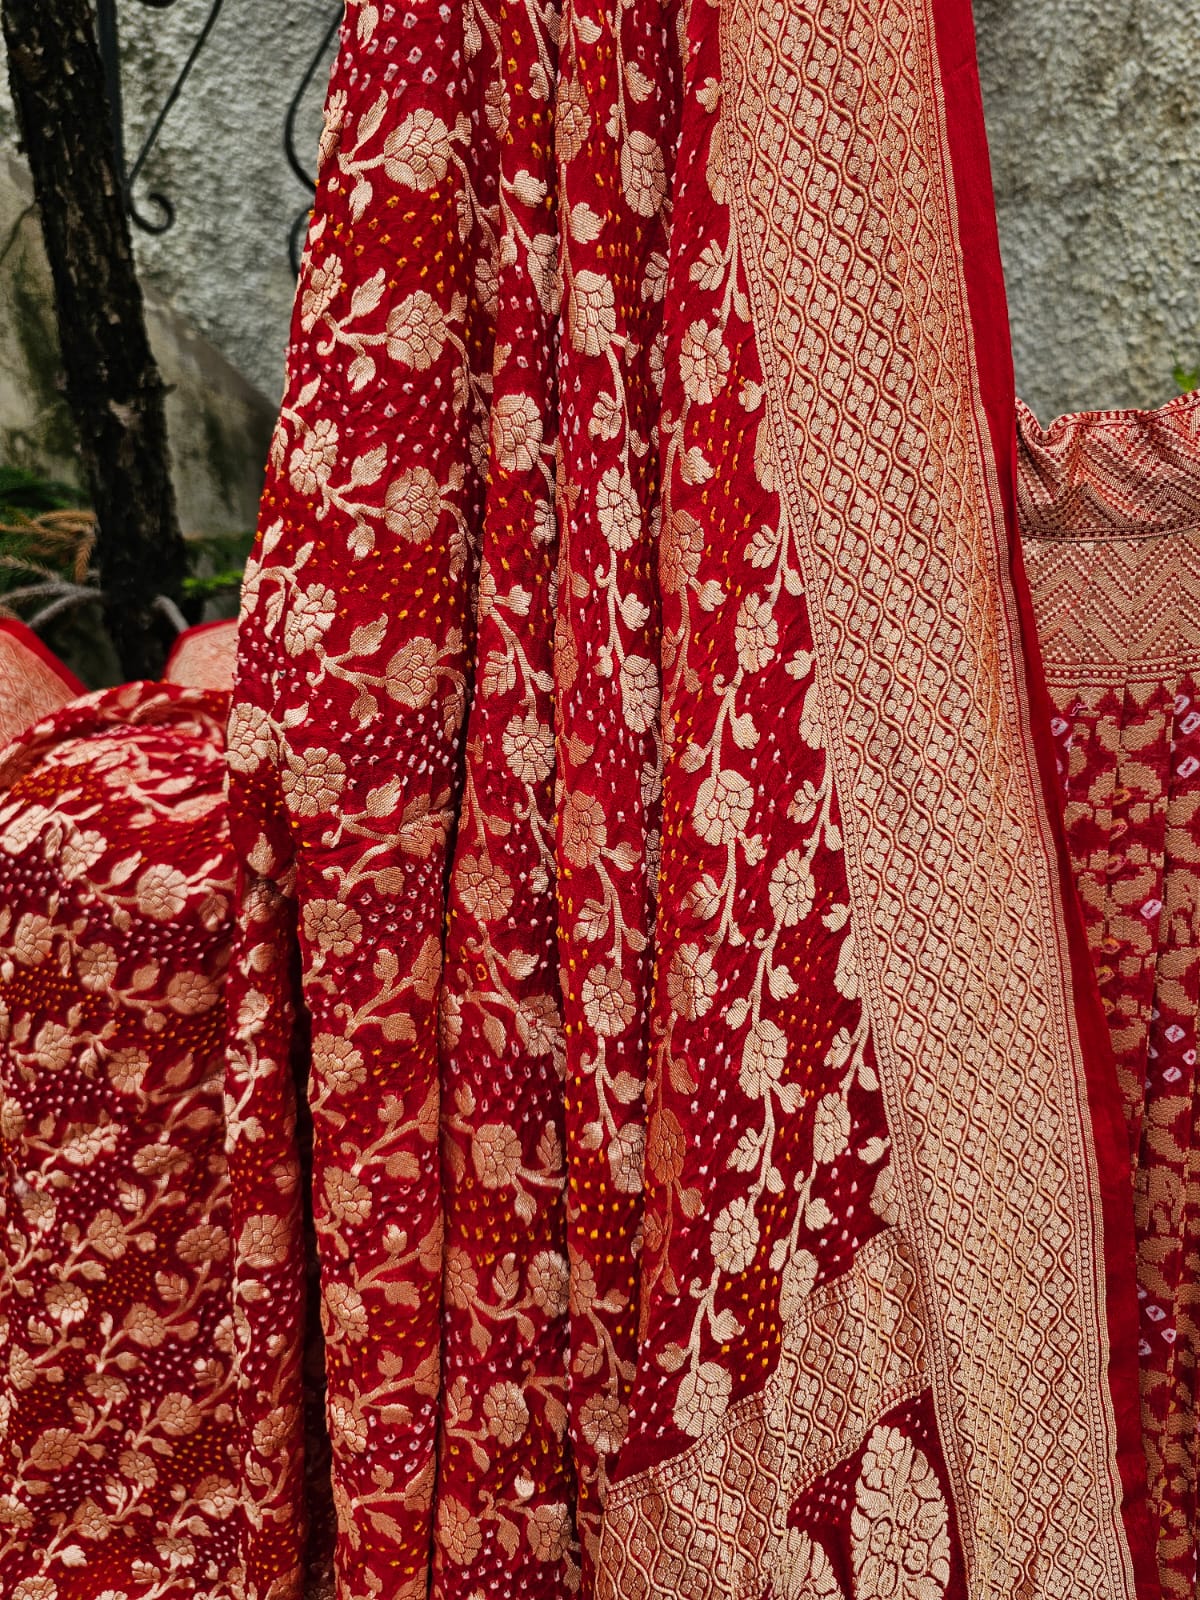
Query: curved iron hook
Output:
[[123, 0, 227, 232]]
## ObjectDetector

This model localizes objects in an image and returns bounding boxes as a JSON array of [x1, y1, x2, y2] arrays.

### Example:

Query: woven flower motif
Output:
[[324, 1167, 372, 1228], [527, 1250, 569, 1318], [492, 393, 544, 474], [502, 711, 554, 786], [739, 1018, 788, 1097], [77, 942, 118, 991], [288, 417, 339, 496], [283, 583, 338, 656], [437, 1497, 483, 1567], [385, 637, 440, 709], [312, 1033, 367, 1095], [386, 292, 448, 370], [620, 130, 667, 217], [456, 854, 515, 923], [557, 77, 590, 162], [812, 1092, 851, 1164], [30, 1021, 72, 1073], [329, 1397, 369, 1455], [596, 467, 641, 552], [851, 1427, 952, 1600], [581, 964, 636, 1039], [135, 860, 190, 921], [13, 1578, 57, 1600], [318, 89, 346, 170], [157, 1392, 203, 1437], [516, 991, 563, 1058], [661, 508, 705, 594], [562, 791, 608, 867], [472, 1123, 523, 1189], [444, 1247, 479, 1310], [578, 1391, 629, 1456], [528, 1501, 571, 1563], [301, 253, 343, 330], [385, 467, 442, 544], [679, 319, 731, 405], [482, 1382, 531, 1448], [735, 592, 779, 674], [712, 1195, 760, 1275], [11, 915, 53, 967], [568, 270, 618, 356], [647, 1106, 687, 1183], [282, 745, 347, 818], [226, 702, 277, 774], [383, 108, 453, 190], [667, 943, 718, 1021], [326, 1280, 369, 1342], [620, 652, 660, 734], [693, 768, 754, 846], [607, 1121, 645, 1195]]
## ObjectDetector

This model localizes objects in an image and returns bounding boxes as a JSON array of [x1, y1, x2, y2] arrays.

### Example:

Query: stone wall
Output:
[[1, 0, 1197, 449], [975, 0, 1200, 421]]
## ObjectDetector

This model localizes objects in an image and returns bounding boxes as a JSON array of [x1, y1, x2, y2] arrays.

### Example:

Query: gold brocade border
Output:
[[702, 0, 1137, 1595], [601, 1230, 927, 1599], [1023, 526, 1200, 686]]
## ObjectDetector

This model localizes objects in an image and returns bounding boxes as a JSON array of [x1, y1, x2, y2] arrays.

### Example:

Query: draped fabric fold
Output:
[[225, 2, 1157, 1598]]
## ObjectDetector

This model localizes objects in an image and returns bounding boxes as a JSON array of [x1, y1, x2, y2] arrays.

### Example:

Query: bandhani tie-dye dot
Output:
[[224, 3, 1159, 1599], [1020, 393, 1200, 1599]]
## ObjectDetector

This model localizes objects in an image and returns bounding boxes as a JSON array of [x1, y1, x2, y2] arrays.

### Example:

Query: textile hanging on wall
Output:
[[0, 629, 239, 1600], [224, 3, 1157, 1599], [1020, 394, 1200, 1600]]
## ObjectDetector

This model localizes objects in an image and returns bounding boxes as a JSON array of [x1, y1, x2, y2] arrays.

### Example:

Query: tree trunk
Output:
[[2, 0, 188, 680]]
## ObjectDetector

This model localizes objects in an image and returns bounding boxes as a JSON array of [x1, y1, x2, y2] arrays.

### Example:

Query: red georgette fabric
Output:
[[1020, 394, 1200, 1600], [224, 3, 1157, 1600], [0, 626, 240, 1600]]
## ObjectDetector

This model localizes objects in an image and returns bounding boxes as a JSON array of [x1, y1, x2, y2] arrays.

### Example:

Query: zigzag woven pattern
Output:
[[1019, 396, 1200, 682]]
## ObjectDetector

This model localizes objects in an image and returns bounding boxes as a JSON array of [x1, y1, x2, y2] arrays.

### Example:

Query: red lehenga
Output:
[[224, 3, 1159, 1600], [0, 623, 240, 1600], [1020, 395, 1200, 1599]]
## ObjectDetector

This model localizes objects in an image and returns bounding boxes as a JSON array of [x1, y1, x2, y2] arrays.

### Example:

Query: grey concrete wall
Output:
[[2, 1, 1198, 433], [0, 0, 337, 405], [975, 0, 1200, 421]]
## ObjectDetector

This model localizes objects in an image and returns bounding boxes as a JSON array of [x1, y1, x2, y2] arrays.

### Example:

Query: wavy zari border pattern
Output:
[[598, 1, 1141, 1596]]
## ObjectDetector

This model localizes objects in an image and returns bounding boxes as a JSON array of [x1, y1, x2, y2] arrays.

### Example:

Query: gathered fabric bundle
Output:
[[1019, 395, 1200, 1600], [223, 2, 1170, 1599], [0, 624, 241, 1600]]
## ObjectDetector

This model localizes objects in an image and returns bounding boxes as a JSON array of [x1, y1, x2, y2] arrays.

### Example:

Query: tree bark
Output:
[[2, 0, 188, 680]]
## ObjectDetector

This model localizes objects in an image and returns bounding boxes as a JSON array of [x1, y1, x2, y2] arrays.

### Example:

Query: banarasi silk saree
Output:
[[0, 622, 240, 1600], [219, 4, 1194, 1600], [1018, 397, 1200, 1600]]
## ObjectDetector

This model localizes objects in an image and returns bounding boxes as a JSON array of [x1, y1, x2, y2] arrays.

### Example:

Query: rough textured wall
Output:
[[0, 0, 336, 404], [1, 1, 1197, 422], [0, 155, 274, 535], [975, 0, 1200, 421]]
